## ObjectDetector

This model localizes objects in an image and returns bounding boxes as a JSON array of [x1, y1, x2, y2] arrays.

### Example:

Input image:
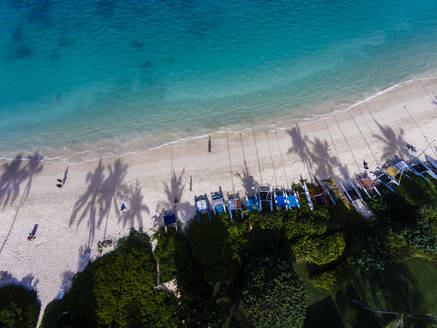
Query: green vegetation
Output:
[[41, 230, 181, 328], [242, 258, 305, 328], [42, 175, 437, 327], [0, 284, 40, 328]]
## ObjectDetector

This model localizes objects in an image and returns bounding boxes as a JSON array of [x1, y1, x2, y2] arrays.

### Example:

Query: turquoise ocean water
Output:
[[1, 0, 437, 162]]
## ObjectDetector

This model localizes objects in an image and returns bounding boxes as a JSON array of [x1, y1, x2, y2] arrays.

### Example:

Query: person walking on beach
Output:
[[407, 144, 416, 153], [363, 160, 369, 170], [56, 166, 69, 188], [208, 135, 212, 152]]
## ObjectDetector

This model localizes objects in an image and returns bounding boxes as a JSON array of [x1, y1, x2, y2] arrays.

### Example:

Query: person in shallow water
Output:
[[208, 135, 212, 152]]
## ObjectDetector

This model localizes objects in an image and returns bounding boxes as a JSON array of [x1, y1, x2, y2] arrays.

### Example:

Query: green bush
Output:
[[0, 284, 40, 328], [41, 229, 181, 328], [309, 271, 336, 291], [292, 232, 346, 265], [243, 257, 305, 328], [153, 229, 178, 283]]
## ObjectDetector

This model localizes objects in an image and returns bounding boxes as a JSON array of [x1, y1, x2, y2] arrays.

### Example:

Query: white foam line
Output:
[[1, 75, 436, 166]]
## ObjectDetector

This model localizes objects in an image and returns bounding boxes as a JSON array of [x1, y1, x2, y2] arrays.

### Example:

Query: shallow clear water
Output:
[[1, 0, 437, 161]]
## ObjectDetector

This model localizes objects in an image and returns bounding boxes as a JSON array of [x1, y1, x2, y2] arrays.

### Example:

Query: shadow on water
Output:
[[0, 152, 43, 255], [70, 158, 129, 248], [287, 124, 313, 179], [94, 0, 116, 19], [373, 121, 410, 162]]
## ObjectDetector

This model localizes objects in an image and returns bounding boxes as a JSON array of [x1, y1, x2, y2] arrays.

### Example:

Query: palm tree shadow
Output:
[[164, 169, 185, 206], [287, 124, 313, 179], [69, 159, 105, 248], [0, 154, 25, 209], [99, 159, 128, 237], [0, 152, 43, 255], [22, 152, 43, 199], [70, 158, 129, 247], [153, 169, 195, 229], [310, 138, 349, 180], [373, 121, 409, 161], [118, 180, 149, 229], [0, 152, 43, 209], [0, 271, 39, 290], [235, 165, 259, 193]]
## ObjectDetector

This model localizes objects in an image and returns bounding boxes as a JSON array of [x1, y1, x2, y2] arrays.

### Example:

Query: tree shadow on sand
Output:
[[70, 159, 105, 248], [99, 158, 128, 238], [373, 121, 410, 162], [70, 158, 128, 248], [0, 152, 43, 255], [0, 271, 39, 290], [0, 152, 43, 209], [309, 138, 350, 180], [117, 180, 149, 229], [235, 165, 259, 194], [152, 169, 195, 229], [287, 124, 313, 180]]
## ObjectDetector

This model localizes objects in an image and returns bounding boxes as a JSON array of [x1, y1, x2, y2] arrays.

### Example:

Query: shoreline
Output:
[[1, 74, 436, 166], [0, 77, 437, 325]]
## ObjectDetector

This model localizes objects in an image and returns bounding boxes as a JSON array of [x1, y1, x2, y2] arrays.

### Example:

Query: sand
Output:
[[0, 78, 437, 326]]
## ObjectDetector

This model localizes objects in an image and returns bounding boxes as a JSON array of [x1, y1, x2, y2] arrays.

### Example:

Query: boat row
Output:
[[162, 154, 437, 228]]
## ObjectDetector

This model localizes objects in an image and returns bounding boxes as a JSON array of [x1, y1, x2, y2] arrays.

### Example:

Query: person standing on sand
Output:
[[208, 135, 212, 152]]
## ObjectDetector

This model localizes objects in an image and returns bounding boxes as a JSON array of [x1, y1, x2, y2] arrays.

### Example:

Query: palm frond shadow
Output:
[[117, 180, 149, 229], [152, 169, 195, 229], [70, 158, 129, 248], [0, 152, 43, 209], [310, 138, 349, 180], [287, 124, 313, 179], [373, 121, 409, 162], [235, 165, 258, 194]]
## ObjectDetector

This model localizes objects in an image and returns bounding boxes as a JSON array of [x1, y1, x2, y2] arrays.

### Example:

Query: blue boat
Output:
[[194, 194, 211, 223], [245, 191, 259, 212], [274, 187, 287, 210], [407, 156, 437, 180], [211, 190, 226, 215], [285, 187, 300, 209], [162, 208, 178, 232]]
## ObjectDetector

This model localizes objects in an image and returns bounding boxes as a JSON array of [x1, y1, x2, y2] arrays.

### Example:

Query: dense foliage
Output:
[[0, 284, 40, 328], [41, 229, 181, 328], [242, 257, 305, 328], [41, 174, 437, 327]]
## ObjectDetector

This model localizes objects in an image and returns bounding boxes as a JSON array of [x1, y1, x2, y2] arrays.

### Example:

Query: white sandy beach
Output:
[[0, 78, 437, 325]]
